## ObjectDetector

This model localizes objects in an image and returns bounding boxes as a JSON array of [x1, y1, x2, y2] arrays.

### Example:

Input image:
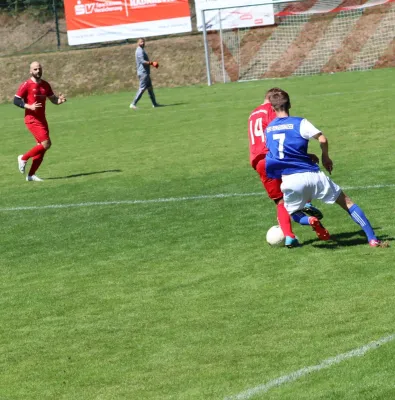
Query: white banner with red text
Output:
[[195, 0, 275, 31]]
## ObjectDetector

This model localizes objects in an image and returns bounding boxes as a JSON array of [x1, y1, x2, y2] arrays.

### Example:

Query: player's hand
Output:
[[308, 153, 319, 164], [58, 93, 67, 104], [152, 61, 159, 68], [322, 155, 333, 174], [29, 101, 42, 110]]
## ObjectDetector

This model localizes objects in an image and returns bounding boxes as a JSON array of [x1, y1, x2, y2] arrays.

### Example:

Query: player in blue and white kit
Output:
[[265, 89, 387, 248]]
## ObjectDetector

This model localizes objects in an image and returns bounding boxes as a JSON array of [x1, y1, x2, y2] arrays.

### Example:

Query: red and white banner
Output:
[[195, 0, 274, 31], [64, 0, 192, 46]]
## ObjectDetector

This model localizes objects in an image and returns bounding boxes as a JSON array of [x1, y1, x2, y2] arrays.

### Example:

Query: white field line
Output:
[[225, 333, 395, 400], [0, 183, 394, 212]]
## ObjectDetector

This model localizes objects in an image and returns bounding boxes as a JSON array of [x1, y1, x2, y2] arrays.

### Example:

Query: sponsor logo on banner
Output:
[[74, 0, 123, 15], [194, 0, 275, 30]]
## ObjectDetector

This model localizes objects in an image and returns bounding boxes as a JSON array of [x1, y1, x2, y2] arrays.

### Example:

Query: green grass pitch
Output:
[[0, 68, 395, 400]]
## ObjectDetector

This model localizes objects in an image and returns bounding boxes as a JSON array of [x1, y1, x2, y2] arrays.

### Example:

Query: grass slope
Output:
[[0, 69, 394, 399]]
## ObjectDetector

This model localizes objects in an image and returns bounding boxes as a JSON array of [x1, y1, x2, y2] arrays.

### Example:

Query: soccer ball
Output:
[[266, 225, 285, 246]]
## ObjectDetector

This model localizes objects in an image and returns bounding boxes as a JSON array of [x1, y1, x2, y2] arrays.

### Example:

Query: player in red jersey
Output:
[[14, 61, 67, 181], [248, 88, 324, 247]]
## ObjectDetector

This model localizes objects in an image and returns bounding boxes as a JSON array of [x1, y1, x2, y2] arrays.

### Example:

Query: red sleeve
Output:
[[45, 81, 54, 97], [15, 81, 28, 100]]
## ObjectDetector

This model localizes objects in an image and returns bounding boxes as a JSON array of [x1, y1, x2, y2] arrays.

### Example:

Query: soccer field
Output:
[[1, 68, 395, 400]]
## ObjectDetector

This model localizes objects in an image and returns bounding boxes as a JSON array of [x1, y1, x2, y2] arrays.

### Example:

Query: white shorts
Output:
[[280, 171, 342, 214]]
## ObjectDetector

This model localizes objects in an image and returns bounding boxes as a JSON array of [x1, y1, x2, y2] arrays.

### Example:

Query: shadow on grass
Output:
[[155, 102, 186, 107], [46, 169, 122, 180], [303, 229, 393, 249]]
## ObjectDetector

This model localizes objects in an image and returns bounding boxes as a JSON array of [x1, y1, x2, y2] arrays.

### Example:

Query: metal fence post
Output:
[[53, 0, 61, 49], [202, 10, 212, 86]]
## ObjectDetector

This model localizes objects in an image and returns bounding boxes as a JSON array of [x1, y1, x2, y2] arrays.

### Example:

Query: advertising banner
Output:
[[195, 0, 274, 31], [64, 0, 192, 46]]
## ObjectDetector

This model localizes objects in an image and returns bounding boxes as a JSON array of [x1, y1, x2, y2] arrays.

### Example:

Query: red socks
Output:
[[22, 144, 45, 161], [277, 202, 295, 238], [28, 154, 45, 176]]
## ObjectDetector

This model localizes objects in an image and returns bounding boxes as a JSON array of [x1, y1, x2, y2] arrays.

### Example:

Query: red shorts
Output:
[[25, 116, 50, 143], [255, 159, 283, 201]]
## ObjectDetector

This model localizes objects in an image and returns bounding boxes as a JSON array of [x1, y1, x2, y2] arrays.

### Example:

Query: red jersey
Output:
[[248, 102, 277, 169], [15, 79, 54, 121]]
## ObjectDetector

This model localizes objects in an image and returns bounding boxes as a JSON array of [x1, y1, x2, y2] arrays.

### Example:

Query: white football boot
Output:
[[18, 155, 26, 174], [26, 175, 44, 182]]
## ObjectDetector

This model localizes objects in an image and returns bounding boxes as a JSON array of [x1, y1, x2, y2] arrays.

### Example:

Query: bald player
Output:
[[130, 38, 160, 109], [14, 61, 67, 181]]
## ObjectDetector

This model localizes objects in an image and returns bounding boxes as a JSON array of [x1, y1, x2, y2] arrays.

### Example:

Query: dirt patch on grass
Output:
[[0, 33, 207, 103], [1, 5, 394, 103], [0, 12, 206, 103], [0, 13, 68, 56]]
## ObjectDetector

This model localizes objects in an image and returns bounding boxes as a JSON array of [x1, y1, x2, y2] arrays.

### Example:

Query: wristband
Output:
[[14, 96, 25, 109]]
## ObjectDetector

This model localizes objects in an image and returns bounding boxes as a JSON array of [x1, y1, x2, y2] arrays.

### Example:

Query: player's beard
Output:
[[31, 71, 42, 80]]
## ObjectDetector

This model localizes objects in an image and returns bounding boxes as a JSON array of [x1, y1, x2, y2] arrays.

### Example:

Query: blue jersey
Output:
[[265, 116, 321, 179]]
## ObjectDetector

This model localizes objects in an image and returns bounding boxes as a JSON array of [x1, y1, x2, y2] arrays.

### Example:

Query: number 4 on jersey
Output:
[[249, 117, 265, 145]]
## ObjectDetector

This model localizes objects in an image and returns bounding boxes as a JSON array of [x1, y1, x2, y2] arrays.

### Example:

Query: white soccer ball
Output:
[[266, 225, 285, 246]]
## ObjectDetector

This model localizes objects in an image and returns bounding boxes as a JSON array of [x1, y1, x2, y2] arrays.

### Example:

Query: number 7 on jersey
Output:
[[273, 133, 285, 159]]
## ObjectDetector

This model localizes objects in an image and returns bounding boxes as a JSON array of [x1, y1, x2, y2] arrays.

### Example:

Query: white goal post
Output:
[[201, 0, 395, 85]]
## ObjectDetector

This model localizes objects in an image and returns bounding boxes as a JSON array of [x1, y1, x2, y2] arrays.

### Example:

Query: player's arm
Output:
[[300, 118, 333, 174], [13, 95, 42, 111], [143, 59, 158, 67], [313, 132, 333, 174], [48, 93, 67, 105], [136, 48, 150, 66]]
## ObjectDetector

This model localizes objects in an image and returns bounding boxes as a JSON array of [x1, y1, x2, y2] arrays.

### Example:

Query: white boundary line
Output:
[[225, 333, 395, 400], [1, 183, 394, 212]]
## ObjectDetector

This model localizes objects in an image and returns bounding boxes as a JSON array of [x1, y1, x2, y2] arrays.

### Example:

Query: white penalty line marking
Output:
[[225, 333, 395, 400], [1, 183, 395, 212]]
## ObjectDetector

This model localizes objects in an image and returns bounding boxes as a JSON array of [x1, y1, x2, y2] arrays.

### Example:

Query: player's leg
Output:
[[282, 172, 330, 241], [26, 139, 49, 181], [256, 159, 298, 247], [275, 198, 300, 248], [19, 120, 48, 175], [26, 152, 45, 181], [335, 191, 387, 247], [302, 202, 324, 220], [314, 171, 386, 246], [290, 211, 330, 241], [130, 74, 147, 108], [148, 87, 159, 107], [146, 76, 159, 107]]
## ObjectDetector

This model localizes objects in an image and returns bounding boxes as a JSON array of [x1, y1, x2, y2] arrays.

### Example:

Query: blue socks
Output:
[[291, 211, 310, 226], [348, 204, 377, 241], [292, 204, 377, 242]]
